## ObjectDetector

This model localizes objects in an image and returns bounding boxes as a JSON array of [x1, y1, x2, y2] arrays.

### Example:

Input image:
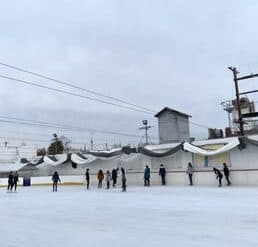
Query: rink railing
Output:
[[1, 168, 258, 187]]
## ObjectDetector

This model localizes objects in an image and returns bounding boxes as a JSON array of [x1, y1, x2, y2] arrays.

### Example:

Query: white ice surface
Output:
[[0, 186, 257, 247]]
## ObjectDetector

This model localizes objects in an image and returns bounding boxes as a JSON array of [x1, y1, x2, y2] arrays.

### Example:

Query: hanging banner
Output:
[[71, 153, 97, 165], [0, 162, 29, 172], [43, 154, 68, 166], [138, 143, 183, 158], [183, 138, 240, 156], [87, 148, 123, 158]]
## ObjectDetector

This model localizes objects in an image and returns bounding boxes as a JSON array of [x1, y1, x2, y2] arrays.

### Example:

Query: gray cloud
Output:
[[0, 0, 258, 148]]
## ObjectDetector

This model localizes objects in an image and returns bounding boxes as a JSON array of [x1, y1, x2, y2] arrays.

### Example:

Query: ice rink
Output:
[[0, 185, 257, 247]]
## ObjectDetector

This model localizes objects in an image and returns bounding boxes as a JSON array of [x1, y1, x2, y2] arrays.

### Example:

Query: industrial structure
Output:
[[155, 107, 191, 143], [222, 97, 258, 136]]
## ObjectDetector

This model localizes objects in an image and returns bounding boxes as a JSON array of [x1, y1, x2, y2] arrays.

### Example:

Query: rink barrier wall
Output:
[[2, 168, 258, 187], [0, 175, 84, 187]]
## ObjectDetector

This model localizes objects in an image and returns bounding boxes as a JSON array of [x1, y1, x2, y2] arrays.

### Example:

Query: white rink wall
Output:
[[1, 170, 258, 187], [2, 144, 258, 186]]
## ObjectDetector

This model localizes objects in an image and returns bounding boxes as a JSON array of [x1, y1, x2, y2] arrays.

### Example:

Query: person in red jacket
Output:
[[97, 170, 104, 188]]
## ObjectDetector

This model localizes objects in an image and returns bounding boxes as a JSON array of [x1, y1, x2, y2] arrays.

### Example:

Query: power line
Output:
[[1, 129, 126, 145], [0, 64, 213, 131], [0, 135, 110, 146], [0, 115, 143, 138], [0, 61, 155, 113], [158, 120, 212, 129], [189, 121, 212, 129], [0, 74, 154, 115]]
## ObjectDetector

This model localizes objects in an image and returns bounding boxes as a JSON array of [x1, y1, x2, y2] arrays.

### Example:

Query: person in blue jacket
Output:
[[144, 165, 151, 186]]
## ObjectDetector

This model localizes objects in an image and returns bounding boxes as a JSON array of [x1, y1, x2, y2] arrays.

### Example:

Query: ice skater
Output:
[[85, 168, 90, 190], [7, 171, 14, 192], [223, 163, 231, 186], [159, 164, 166, 185], [52, 171, 61, 192], [213, 168, 223, 187], [112, 168, 118, 187], [97, 169, 104, 188], [144, 165, 151, 186], [121, 167, 126, 192], [187, 162, 194, 186], [105, 170, 111, 189], [13, 171, 19, 192]]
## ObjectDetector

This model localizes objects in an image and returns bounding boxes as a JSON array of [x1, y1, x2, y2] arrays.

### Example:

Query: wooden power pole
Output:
[[228, 66, 258, 137]]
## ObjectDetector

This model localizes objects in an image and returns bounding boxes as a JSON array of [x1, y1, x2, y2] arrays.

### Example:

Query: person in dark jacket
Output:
[[52, 171, 61, 192], [97, 169, 104, 188], [213, 168, 223, 187], [144, 165, 151, 186], [121, 167, 126, 192], [7, 171, 14, 192], [223, 163, 231, 186], [85, 168, 90, 190], [112, 168, 118, 187], [187, 162, 194, 186], [13, 171, 19, 192], [159, 164, 166, 185]]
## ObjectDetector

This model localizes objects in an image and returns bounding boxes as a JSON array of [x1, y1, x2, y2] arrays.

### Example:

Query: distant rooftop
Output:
[[154, 107, 192, 118]]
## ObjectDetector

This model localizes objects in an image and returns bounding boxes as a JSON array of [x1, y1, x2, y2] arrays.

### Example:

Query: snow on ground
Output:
[[0, 185, 257, 247]]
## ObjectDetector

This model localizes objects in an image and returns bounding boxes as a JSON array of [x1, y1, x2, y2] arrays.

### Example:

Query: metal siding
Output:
[[158, 111, 190, 143]]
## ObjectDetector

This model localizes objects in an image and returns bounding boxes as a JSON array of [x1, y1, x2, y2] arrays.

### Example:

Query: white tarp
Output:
[[71, 153, 120, 165], [89, 148, 122, 154], [96, 155, 121, 161], [183, 138, 240, 156], [43, 154, 68, 166], [144, 143, 181, 151], [0, 162, 29, 172], [71, 153, 97, 165], [29, 157, 43, 165]]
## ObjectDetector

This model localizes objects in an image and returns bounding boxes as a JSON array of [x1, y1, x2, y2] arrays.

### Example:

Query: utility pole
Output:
[[90, 130, 94, 150], [228, 66, 258, 137], [228, 67, 244, 136], [139, 120, 152, 145]]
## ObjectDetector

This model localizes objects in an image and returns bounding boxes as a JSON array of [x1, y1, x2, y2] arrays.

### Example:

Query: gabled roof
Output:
[[154, 107, 192, 118]]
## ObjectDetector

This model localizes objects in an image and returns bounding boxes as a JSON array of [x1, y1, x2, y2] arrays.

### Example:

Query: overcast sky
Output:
[[1, 0, 258, 148]]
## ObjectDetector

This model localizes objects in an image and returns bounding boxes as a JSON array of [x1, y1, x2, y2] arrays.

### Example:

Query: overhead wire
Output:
[[0, 74, 153, 115], [1, 129, 123, 145], [0, 116, 159, 143], [0, 61, 214, 129], [0, 62, 214, 133], [0, 135, 109, 147], [0, 61, 155, 113], [158, 119, 213, 129], [0, 116, 143, 138]]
